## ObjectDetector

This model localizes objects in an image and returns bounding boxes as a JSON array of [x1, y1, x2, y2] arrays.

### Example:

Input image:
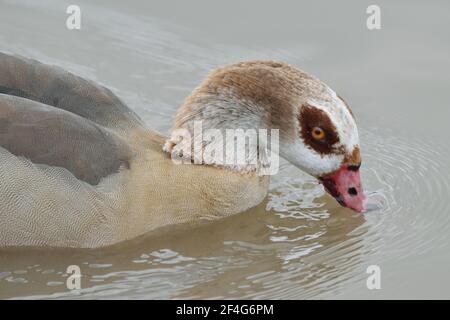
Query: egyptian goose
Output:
[[0, 53, 365, 248]]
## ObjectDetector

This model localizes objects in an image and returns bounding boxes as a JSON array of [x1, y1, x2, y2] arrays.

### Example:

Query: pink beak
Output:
[[319, 164, 367, 212]]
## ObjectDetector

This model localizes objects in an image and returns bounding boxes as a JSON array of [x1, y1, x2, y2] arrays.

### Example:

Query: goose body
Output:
[[0, 53, 365, 248]]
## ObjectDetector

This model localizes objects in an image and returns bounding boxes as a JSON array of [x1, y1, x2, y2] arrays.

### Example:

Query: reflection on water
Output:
[[1, 0, 450, 299], [0, 185, 368, 299]]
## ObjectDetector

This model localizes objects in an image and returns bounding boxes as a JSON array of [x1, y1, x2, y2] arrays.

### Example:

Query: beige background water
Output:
[[1, 0, 450, 299]]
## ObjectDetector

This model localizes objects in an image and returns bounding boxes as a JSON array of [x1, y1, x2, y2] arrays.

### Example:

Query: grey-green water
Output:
[[1, 0, 450, 299]]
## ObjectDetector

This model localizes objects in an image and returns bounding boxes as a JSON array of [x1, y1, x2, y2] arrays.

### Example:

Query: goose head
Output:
[[165, 61, 367, 212]]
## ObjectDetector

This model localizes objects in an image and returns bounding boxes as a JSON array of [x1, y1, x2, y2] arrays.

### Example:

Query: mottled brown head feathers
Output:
[[172, 60, 331, 141], [167, 60, 360, 176]]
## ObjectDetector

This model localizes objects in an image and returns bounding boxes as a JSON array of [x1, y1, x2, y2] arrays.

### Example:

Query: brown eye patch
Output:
[[298, 104, 340, 155]]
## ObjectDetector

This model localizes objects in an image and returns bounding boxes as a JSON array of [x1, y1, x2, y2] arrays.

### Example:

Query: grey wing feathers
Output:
[[0, 52, 144, 132]]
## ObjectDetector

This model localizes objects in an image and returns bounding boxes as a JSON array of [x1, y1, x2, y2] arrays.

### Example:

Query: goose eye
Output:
[[311, 127, 325, 140]]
